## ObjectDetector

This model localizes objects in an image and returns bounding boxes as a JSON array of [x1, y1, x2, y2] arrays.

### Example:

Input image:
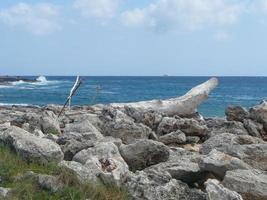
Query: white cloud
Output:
[[121, 0, 244, 31], [74, 0, 120, 20], [214, 31, 231, 41], [0, 3, 61, 36]]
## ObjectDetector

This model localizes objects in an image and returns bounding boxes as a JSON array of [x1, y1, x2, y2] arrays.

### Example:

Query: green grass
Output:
[[0, 144, 129, 200]]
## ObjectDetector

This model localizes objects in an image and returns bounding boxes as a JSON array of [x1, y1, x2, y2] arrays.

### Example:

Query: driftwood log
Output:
[[110, 77, 219, 116]]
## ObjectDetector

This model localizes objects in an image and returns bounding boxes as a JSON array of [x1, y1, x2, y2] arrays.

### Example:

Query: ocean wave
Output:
[[0, 85, 13, 89], [11, 76, 61, 86], [0, 103, 30, 106]]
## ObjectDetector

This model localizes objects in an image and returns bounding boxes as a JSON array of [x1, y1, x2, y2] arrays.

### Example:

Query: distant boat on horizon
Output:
[[163, 74, 169, 77]]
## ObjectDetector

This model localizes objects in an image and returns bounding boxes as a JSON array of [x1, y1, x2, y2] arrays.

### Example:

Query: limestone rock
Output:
[[125, 170, 207, 200], [57, 133, 97, 160], [73, 142, 129, 185], [0, 126, 63, 163], [186, 136, 200, 144], [205, 179, 243, 200], [249, 101, 267, 130], [145, 150, 204, 185], [40, 110, 61, 135], [159, 130, 186, 145], [157, 117, 207, 137], [0, 187, 11, 198], [100, 108, 152, 144], [64, 119, 103, 138], [199, 149, 251, 179], [124, 106, 163, 130], [119, 139, 170, 171], [243, 119, 263, 138], [223, 169, 267, 200], [225, 106, 249, 122], [37, 174, 64, 193], [200, 133, 267, 170], [59, 161, 101, 183]]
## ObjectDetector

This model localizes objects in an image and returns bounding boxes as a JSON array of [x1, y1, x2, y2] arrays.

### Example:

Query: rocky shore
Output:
[[0, 76, 37, 85], [0, 77, 265, 200], [0, 99, 266, 200]]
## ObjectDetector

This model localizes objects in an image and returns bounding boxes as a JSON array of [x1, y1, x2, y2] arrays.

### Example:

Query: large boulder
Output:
[[124, 106, 163, 130], [200, 133, 267, 170], [158, 130, 186, 145], [119, 139, 170, 171], [57, 131, 101, 161], [222, 169, 267, 200], [145, 148, 204, 185], [59, 161, 101, 183], [207, 120, 248, 136], [157, 117, 207, 137], [100, 108, 152, 144], [199, 149, 251, 179], [249, 101, 267, 128], [125, 170, 207, 200], [243, 119, 264, 138], [205, 179, 243, 200], [40, 110, 61, 135], [73, 142, 129, 185], [0, 187, 11, 199], [64, 119, 103, 137], [0, 126, 63, 163], [225, 106, 249, 122]]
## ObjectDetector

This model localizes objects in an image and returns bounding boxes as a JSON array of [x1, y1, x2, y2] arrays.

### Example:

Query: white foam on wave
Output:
[[0, 103, 30, 106], [11, 76, 60, 87], [0, 85, 13, 89], [36, 76, 48, 82]]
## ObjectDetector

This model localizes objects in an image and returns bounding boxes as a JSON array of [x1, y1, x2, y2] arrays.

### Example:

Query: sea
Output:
[[0, 76, 267, 117]]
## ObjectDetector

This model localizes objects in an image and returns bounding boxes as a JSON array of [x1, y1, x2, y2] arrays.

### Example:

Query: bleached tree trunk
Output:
[[110, 77, 219, 116]]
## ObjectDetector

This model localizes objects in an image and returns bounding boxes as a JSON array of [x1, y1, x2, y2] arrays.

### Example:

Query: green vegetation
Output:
[[0, 144, 129, 200]]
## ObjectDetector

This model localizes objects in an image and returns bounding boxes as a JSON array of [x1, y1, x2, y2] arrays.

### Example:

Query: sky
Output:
[[0, 0, 267, 76]]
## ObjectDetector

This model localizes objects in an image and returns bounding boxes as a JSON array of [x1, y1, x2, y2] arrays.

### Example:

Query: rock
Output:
[[37, 174, 63, 193], [200, 133, 262, 155], [57, 133, 97, 160], [159, 130, 186, 145], [157, 117, 207, 137], [73, 142, 129, 185], [100, 108, 152, 144], [222, 169, 267, 200], [205, 179, 243, 200], [145, 149, 205, 185], [201, 133, 267, 170], [59, 161, 101, 183], [210, 121, 248, 136], [64, 119, 103, 138], [186, 136, 200, 144], [98, 136, 123, 148], [243, 119, 263, 138], [40, 110, 61, 135], [73, 142, 123, 165], [225, 106, 249, 122], [119, 139, 170, 171], [249, 101, 267, 129], [0, 126, 63, 163], [124, 106, 163, 130], [125, 170, 207, 200], [199, 149, 251, 179], [0, 187, 11, 198]]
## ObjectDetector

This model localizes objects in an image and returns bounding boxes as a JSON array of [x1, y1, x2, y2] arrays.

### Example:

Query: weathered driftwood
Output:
[[111, 77, 219, 116]]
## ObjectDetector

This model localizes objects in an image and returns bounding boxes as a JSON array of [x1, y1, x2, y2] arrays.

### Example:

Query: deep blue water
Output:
[[0, 76, 267, 117]]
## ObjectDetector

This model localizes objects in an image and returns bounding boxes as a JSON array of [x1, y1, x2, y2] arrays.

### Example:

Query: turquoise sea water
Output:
[[0, 76, 267, 117]]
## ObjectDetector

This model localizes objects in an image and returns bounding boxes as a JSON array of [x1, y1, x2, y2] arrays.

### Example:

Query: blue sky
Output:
[[0, 0, 267, 76]]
